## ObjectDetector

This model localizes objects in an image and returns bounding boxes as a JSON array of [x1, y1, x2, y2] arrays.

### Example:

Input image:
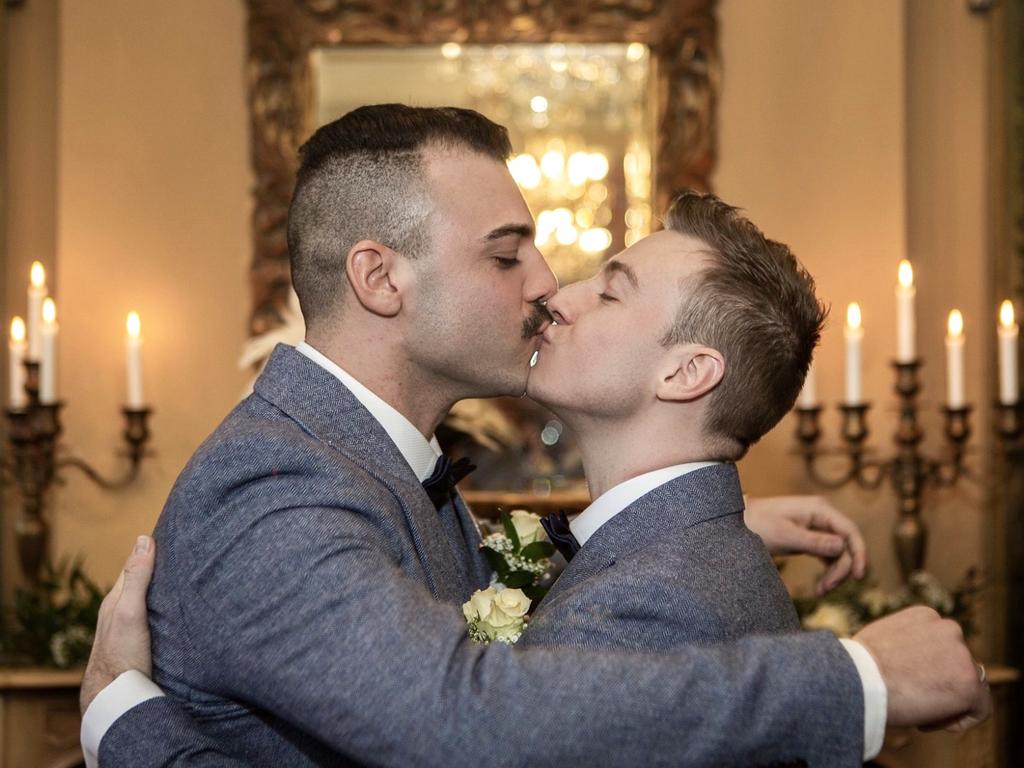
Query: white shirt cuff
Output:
[[839, 638, 887, 760], [81, 669, 165, 768]]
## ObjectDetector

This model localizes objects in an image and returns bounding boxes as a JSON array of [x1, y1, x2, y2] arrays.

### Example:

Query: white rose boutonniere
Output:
[[510, 509, 544, 545], [463, 586, 531, 644], [465, 509, 557, 645]]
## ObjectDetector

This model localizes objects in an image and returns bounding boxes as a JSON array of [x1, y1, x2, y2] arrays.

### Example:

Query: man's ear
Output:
[[345, 240, 403, 317], [656, 345, 725, 402]]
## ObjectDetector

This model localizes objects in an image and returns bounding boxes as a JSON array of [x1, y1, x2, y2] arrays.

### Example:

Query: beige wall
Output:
[[48, 0, 250, 585], [3, 1, 995, 607], [718, 0, 992, 601], [717, 0, 908, 592]]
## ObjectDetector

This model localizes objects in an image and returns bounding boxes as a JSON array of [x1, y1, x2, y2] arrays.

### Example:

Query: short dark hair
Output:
[[661, 190, 828, 460], [288, 104, 513, 328]]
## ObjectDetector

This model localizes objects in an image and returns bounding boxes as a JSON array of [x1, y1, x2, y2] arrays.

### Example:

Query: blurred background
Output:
[[1, 1, 1021, 765]]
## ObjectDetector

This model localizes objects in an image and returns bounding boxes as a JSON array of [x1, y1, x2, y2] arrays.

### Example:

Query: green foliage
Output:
[[481, 509, 554, 610], [2, 557, 105, 668], [793, 567, 982, 639]]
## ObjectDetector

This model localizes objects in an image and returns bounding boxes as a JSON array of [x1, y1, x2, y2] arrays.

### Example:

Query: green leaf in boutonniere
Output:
[[522, 584, 549, 603], [502, 570, 535, 588], [520, 541, 555, 561], [501, 510, 521, 550], [482, 547, 508, 576]]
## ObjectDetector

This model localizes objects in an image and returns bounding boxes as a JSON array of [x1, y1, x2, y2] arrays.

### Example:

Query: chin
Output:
[[524, 366, 558, 408]]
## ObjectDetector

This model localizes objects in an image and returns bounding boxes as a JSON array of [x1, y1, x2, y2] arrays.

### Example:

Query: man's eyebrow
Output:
[[483, 223, 535, 242], [603, 259, 640, 290]]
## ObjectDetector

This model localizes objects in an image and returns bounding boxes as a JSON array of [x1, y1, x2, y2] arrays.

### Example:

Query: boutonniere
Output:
[[463, 510, 555, 644]]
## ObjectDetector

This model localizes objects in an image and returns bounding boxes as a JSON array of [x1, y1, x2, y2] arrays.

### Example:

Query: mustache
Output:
[[521, 301, 553, 340]]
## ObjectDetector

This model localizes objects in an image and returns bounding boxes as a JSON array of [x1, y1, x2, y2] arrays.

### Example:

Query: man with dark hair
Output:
[[80, 106, 989, 767]]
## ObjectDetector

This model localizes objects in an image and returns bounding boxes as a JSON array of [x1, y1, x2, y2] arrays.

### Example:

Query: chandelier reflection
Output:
[[314, 42, 654, 282]]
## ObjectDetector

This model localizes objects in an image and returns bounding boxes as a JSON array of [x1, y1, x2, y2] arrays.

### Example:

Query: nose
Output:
[[545, 287, 574, 326], [522, 243, 558, 305]]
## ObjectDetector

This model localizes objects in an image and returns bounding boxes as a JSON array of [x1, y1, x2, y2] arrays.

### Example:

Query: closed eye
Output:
[[494, 256, 520, 269], [598, 292, 618, 303]]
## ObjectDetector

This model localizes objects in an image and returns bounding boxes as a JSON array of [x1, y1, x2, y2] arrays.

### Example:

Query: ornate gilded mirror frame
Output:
[[245, 0, 719, 334]]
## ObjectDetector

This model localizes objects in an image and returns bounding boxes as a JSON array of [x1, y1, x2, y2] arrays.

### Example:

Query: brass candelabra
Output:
[[3, 360, 151, 580], [794, 359, 1019, 581]]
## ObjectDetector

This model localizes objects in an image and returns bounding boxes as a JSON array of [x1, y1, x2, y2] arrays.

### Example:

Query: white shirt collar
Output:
[[295, 342, 442, 482], [569, 461, 722, 547]]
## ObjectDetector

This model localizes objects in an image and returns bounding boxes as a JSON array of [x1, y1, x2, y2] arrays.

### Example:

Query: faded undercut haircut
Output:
[[661, 190, 828, 460], [288, 104, 513, 329]]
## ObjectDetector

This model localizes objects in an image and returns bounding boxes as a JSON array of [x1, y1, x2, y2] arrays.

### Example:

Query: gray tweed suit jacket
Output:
[[99, 344, 865, 767], [523, 464, 801, 652]]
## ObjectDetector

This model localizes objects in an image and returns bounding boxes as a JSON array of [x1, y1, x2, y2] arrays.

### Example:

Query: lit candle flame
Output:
[[10, 316, 25, 343], [846, 302, 862, 330], [948, 309, 964, 338], [42, 298, 57, 325], [30, 261, 46, 288], [898, 260, 913, 288], [126, 311, 141, 338], [1000, 300, 1015, 329]]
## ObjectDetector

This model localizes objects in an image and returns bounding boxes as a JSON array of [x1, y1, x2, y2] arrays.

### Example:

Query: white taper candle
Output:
[[896, 260, 916, 362], [946, 310, 965, 408], [998, 300, 1018, 405], [27, 262, 47, 361], [799, 363, 817, 408], [845, 303, 863, 404], [126, 311, 144, 408], [39, 298, 58, 404], [8, 317, 26, 409]]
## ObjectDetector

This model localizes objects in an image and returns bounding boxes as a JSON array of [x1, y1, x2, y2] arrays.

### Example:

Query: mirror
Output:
[[312, 43, 654, 283], [244, 0, 718, 492]]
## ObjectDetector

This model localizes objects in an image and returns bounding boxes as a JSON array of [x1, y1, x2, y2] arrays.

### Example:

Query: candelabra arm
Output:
[[56, 454, 142, 490], [800, 453, 861, 489], [55, 408, 152, 490], [928, 406, 973, 487]]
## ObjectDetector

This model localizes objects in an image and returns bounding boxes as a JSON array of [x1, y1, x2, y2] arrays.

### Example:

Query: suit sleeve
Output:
[[98, 697, 247, 767], [98, 479, 866, 768]]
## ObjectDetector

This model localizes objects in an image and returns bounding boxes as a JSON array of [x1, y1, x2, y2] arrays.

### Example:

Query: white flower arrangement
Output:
[[462, 586, 532, 644], [794, 567, 980, 639], [463, 509, 556, 645]]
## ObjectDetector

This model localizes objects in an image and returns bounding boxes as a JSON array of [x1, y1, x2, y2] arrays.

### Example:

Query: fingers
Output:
[[121, 536, 156, 597], [786, 528, 843, 561], [816, 550, 853, 596], [808, 498, 868, 579]]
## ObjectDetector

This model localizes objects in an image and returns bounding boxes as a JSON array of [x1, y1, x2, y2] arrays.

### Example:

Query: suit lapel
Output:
[[453, 491, 491, 589], [253, 344, 473, 604], [540, 464, 746, 607]]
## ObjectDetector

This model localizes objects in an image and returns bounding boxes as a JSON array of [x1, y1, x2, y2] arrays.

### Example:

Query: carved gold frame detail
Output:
[[245, 0, 719, 334]]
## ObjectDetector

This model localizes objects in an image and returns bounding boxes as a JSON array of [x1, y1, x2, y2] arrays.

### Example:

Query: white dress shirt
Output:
[[567, 461, 886, 761], [81, 342, 442, 767], [82, 347, 884, 764]]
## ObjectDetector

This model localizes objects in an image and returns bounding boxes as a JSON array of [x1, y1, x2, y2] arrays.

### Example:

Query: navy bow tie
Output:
[[422, 455, 476, 509], [540, 510, 581, 562]]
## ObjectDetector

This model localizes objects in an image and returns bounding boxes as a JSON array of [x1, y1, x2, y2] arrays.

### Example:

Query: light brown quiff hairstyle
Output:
[[661, 190, 828, 460]]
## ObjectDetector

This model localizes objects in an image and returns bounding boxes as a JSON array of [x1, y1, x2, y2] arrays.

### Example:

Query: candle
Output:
[[798, 363, 817, 408], [946, 309, 965, 408], [27, 262, 47, 361], [8, 317, 27, 409], [844, 303, 863, 404], [896, 260, 916, 362], [998, 300, 1019, 405], [126, 311, 144, 408], [39, 298, 58, 404]]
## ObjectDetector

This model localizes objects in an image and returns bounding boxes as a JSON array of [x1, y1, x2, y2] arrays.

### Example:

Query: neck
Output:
[[568, 409, 711, 499], [305, 328, 456, 439]]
